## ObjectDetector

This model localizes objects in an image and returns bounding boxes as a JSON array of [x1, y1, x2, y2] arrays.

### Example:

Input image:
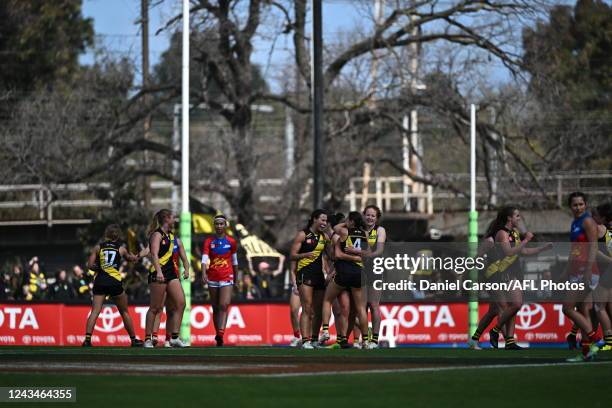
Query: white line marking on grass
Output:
[[235, 360, 612, 378], [0, 362, 292, 372]]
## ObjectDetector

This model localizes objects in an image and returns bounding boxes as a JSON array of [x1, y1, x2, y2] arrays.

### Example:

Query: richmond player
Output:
[[82, 224, 143, 347]]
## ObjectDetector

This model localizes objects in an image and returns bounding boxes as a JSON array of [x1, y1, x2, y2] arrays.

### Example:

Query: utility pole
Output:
[[312, 0, 324, 209], [141, 0, 151, 209], [403, 2, 425, 212]]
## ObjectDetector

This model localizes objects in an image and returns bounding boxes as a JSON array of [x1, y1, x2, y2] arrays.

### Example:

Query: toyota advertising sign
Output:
[[0, 303, 577, 346]]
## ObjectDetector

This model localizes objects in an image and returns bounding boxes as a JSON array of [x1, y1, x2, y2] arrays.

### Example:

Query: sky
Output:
[[80, 0, 364, 90]]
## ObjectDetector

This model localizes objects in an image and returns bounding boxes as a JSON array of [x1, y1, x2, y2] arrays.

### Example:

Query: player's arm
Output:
[[176, 237, 190, 279], [149, 231, 164, 281], [272, 254, 285, 277], [583, 217, 599, 284], [290, 231, 313, 260], [231, 238, 239, 284], [497, 229, 533, 256], [119, 246, 139, 263], [521, 242, 553, 256], [201, 239, 210, 284], [87, 245, 100, 270]]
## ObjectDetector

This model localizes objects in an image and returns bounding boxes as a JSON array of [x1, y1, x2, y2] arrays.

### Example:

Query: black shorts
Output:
[[334, 271, 362, 289], [92, 274, 124, 297], [296, 268, 325, 290], [148, 270, 179, 284]]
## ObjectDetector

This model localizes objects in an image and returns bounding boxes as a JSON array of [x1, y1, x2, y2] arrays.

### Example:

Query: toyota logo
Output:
[[438, 333, 448, 342], [67, 335, 76, 344], [107, 335, 117, 344], [228, 334, 237, 343], [22, 335, 32, 344], [91, 306, 124, 333], [516, 303, 546, 330]]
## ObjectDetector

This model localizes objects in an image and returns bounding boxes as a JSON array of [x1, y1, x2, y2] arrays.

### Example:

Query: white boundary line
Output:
[[244, 361, 612, 378], [0, 360, 610, 378]]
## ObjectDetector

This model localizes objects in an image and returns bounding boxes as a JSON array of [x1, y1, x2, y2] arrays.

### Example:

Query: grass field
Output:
[[0, 347, 610, 407]]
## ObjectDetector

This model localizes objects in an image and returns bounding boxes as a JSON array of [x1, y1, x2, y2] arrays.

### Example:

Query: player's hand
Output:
[[183, 270, 189, 280], [302, 251, 316, 259], [202, 274, 208, 285], [524, 232, 534, 242], [345, 247, 362, 255], [156, 272, 165, 283], [543, 242, 553, 251]]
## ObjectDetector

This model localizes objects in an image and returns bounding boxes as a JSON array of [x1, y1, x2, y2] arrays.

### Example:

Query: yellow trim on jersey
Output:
[[297, 233, 326, 271], [605, 227, 612, 256], [485, 229, 520, 278], [367, 227, 378, 248], [158, 232, 174, 266]]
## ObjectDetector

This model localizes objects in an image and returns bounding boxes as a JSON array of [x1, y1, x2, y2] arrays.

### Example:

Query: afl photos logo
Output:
[[516, 303, 546, 330], [90, 306, 124, 333]]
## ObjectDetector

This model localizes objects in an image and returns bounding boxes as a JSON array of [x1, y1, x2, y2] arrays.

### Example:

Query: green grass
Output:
[[0, 347, 609, 408]]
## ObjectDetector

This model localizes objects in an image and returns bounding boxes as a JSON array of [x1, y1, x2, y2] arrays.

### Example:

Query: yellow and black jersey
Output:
[[485, 228, 521, 279], [337, 227, 367, 270], [98, 240, 123, 282], [151, 228, 176, 275], [367, 225, 379, 249], [296, 229, 327, 274]]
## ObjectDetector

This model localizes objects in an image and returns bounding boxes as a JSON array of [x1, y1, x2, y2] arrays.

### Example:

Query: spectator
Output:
[[51, 269, 75, 301], [239, 273, 262, 300], [26, 257, 47, 300], [71, 265, 92, 300], [0, 270, 9, 300], [7, 264, 24, 300]]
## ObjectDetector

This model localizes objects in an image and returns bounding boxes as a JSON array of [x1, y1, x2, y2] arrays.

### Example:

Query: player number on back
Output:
[[102, 250, 117, 266]]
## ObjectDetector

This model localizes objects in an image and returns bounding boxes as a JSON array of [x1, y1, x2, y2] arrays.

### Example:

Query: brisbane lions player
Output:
[[201, 214, 238, 347]]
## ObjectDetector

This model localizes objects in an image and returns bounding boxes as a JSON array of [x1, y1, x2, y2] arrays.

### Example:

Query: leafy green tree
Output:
[[522, 0, 612, 169], [0, 0, 94, 90]]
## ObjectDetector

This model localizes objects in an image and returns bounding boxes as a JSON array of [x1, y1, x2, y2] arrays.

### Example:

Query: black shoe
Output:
[[340, 342, 352, 349], [505, 342, 524, 350], [152, 337, 158, 347], [82, 340, 92, 347], [131, 338, 144, 347], [489, 330, 499, 349], [567, 334, 578, 350], [215, 335, 224, 347]]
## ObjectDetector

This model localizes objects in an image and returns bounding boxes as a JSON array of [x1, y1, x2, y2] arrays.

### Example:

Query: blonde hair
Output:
[[147, 209, 172, 237]]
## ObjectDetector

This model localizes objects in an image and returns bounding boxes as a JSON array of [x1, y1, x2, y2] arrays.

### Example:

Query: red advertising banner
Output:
[[0, 303, 578, 346], [0, 304, 62, 346]]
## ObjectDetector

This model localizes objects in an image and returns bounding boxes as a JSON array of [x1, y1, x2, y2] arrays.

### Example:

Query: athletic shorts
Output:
[[334, 271, 362, 289], [92, 281, 124, 297], [296, 268, 325, 290], [148, 270, 179, 284], [569, 274, 600, 288], [208, 280, 233, 288]]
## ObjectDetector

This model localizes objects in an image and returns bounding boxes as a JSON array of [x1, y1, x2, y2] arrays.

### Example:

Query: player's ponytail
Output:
[[490, 206, 518, 238], [147, 209, 172, 237]]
